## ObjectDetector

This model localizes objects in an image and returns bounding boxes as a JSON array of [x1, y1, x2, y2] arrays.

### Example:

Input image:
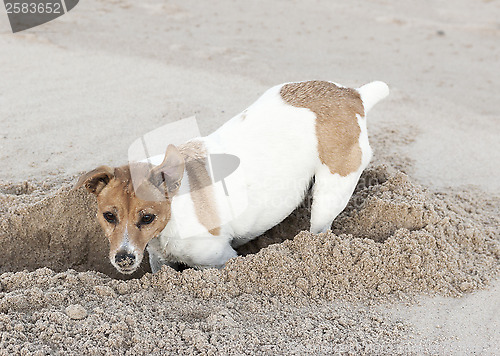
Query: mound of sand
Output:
[[0, 165, 499, 353]]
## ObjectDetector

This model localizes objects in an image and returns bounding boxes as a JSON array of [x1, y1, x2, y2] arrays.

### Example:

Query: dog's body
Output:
[[76, 80, 389, 274]]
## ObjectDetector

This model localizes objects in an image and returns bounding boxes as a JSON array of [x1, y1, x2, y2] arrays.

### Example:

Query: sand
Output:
[[1, 0, 499, 354], [1, 166, 499, 354]]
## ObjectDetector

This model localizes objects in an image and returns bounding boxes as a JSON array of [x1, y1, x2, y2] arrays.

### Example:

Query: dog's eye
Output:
[[103, 212, 117, 223], [141, 214, 156, 225]]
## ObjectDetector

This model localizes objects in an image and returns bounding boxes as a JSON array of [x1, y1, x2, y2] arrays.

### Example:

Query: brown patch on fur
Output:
[[178, 141, 221, 236], [280, 81, 365, 176]]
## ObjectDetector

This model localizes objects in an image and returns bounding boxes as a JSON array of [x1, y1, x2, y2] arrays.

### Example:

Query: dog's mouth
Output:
[[116, 266, 137, 274]]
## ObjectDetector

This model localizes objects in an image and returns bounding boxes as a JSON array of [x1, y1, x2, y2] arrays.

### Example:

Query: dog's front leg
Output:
[[146, 237, 175, 273], [148, 249, 166, 273]]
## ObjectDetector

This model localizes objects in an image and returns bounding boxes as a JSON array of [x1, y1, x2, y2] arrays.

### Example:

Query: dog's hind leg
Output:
[[309, 164, 361, 234]]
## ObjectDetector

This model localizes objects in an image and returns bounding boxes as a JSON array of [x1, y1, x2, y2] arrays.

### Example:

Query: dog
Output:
[[74, 80, 389, 274]]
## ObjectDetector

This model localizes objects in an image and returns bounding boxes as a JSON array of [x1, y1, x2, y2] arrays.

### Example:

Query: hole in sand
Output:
[[1, 165, 498, 295], [0, 167, 388, 278], [0, 167, 409, 277]]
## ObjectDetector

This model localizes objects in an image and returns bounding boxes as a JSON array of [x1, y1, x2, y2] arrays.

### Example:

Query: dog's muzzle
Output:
[[114, 252, 136, 271]]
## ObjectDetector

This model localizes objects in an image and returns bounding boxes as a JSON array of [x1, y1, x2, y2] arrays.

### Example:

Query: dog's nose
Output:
[[115, 252, 136, 268]]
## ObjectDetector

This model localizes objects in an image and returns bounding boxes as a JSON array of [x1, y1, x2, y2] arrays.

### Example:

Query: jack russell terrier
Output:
[[75, 80, 389, 274]]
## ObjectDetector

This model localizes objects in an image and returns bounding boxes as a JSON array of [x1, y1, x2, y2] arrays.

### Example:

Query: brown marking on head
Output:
[[280, 81, 365, 176], [178, 141, 221, 236], [74, 146, 185, 274]]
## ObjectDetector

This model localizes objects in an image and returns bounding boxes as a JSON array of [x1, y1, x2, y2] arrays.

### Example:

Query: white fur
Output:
[[358, 81, 389, 113], [148, 81, 388, 271]]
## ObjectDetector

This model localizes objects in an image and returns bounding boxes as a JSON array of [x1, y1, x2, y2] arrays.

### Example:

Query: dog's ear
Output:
[[148, 144, 185, 196], [73, 166, 115, 195]]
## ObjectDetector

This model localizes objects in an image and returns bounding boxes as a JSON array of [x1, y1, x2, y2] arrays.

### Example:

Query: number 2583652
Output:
[[5, 2, 62, 14]]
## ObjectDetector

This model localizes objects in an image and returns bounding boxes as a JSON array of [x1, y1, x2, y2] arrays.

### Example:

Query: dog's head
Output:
[[74, 145, 184, 274]]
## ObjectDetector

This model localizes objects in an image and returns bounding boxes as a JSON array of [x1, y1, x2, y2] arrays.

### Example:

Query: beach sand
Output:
[[0, 0, 499, 354]]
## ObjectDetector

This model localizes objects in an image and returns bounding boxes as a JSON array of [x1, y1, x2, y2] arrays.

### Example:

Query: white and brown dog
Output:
[[75, 80, 389, 274]]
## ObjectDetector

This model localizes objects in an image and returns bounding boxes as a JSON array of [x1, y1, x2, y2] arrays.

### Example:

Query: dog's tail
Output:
[[357, 81, 389, 114]]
